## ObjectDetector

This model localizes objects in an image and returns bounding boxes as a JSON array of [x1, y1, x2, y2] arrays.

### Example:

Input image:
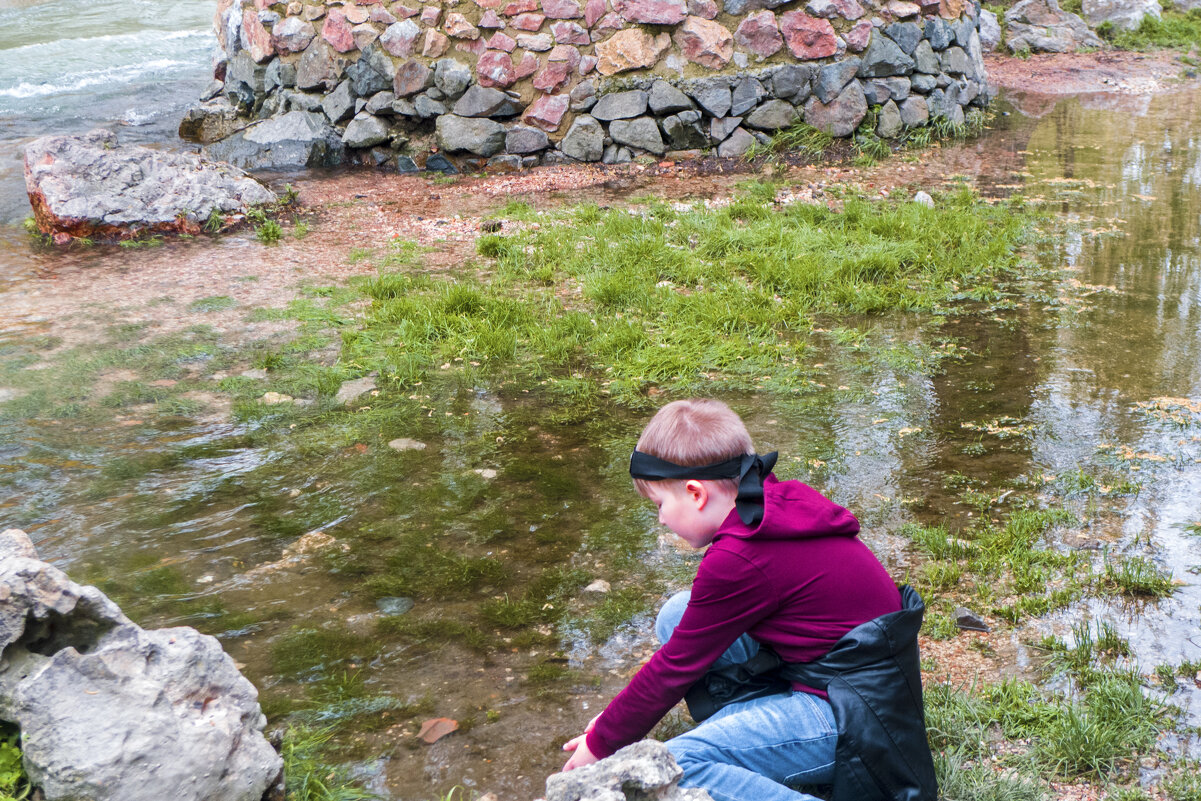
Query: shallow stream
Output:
[[2, 66, 1201, 800]]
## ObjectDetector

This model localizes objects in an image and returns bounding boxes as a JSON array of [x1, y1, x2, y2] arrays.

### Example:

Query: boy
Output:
[[561, 399, 935, 801]]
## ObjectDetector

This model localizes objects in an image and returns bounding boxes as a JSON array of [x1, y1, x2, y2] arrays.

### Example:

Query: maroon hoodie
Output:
[[586, 475, 901, 759]]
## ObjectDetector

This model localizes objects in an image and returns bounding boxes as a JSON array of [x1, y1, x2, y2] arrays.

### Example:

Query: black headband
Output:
[[629, 450, 779, 527]]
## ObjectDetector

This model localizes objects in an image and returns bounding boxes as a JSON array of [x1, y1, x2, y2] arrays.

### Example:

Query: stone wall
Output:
[[184, 0, 991, 171]]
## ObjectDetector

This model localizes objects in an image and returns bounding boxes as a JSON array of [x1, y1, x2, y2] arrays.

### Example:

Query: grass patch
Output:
[[347, 187, 1035, 406], [1099, 8, 1201, 49], [188, 295, 237, 313]]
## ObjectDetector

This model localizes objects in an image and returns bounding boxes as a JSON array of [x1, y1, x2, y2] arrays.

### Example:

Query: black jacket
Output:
[[684, 585, 937, 801], [780, 585, 937, 801]]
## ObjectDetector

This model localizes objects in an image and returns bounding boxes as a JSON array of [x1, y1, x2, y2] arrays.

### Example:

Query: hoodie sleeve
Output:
[[585, 547, 780, 758]]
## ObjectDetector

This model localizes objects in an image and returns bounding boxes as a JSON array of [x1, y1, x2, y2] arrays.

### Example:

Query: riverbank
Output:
[[4, 50, 1201, 801]]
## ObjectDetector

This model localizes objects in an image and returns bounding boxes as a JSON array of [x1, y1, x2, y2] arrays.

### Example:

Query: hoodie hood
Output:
[[715, 474, 860, 541]]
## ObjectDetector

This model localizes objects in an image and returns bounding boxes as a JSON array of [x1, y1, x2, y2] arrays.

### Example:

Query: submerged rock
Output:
[[0, 530, 283, 801], [24, 129, 276, 243]]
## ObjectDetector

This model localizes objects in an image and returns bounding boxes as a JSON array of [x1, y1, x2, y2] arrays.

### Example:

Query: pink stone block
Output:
[[477, 50, 518, 86], [673, 15, 732, 68], [242, 9, 275, 61], [488, 31, 517, 50], [480, 9, 505, 26], [512, 12, 547, 28], [686, 0, 718, 17], [455, 37, 487, 54], [515, 51, 540, 78], [844, 18, 872, 51], [778, 11, 837, 59], [321, 8, 357, 52], [523, 93, 570, 130], [533, 60, 571, 92], [503, 0, 541, 13], [392, 3, 421, 18], [579, 54, 597, 73], [542, 0, 583, 18], [734, 10, 781, 58], [584, 0, 607, 25], [551, 20, 590, 44], [614, 0, 686, 24], [420, 5, 441, 25], [344, 4, 370, 23], [422, 28, 450, 55], [547, 43, 581, 66], [445, 11, 481, 37]]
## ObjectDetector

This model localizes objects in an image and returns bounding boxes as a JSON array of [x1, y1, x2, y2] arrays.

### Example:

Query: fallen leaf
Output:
[[418, 717, 458, 744]]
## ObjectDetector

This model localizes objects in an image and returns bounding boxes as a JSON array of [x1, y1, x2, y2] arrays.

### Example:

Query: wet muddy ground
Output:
[[4, 54, 1201, 801]]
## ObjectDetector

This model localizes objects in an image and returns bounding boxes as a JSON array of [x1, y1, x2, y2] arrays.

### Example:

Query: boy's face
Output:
[[644, 480, 731, 549]]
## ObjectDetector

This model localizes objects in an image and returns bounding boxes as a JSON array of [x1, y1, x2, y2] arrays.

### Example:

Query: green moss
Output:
[[132, 566, 190, 596], [272, 627, 379, 677]]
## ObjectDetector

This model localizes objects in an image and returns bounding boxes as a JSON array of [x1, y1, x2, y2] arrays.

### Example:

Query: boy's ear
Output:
[[684, 479, 708, 509]]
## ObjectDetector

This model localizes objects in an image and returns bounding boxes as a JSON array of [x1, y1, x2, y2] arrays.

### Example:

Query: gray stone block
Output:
[[815, 58, 861, 104], [560, 115, 604, 161], [609, 116, 665, 154], [731, 77, 767, 116], [435, 114, 506, 156], [649, 80, 695, 115], [592, 90, 650, 121]]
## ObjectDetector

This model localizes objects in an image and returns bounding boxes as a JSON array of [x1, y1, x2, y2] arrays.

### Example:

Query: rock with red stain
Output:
[[422, 29, 450, 56], [512, 12, 547, 28], [734, 11, 782, 57], [477, 50, 518, 85], [455, 36, 487, 55], [523, 93, 570, 130], [24, 129, 276, 243], [548, 43, 581, 65], [844, 18, 872, 50], [393, 2, 421, 17], [589, 11, 624, 38], [594, 27, 669, 74], [551, 20, 591, 43], [420, 5, 442, 24], [514, 51, 540, 78], [579, 53, 597, 73], [480, 9, 505, 26], [542, 0, 584, 17], [322, 8, 358, 51], [504, 0, 540, 13], [686, 0, 719, 17], [674, 16, 732, 68], [242, 9, 275, 61], [614, 0, 686, 22], [351, 22, 380, 50], [533, 59, 572, 91], [778, 11, 838, 58], [394, 59, 434, 95], [488, 31, 517, 50], [445, 12, 481, 37], [584, 0, 608, 24], [369, 5, 398, 23]]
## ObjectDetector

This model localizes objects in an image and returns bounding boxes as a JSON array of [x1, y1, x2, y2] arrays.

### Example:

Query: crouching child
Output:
[[561, 399, 936, 801]]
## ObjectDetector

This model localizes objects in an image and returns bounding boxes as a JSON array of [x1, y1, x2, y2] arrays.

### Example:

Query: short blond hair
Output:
[[634, 399, 754, 497]]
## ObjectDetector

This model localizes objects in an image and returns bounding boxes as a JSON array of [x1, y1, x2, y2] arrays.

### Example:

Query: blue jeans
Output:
[[656, 591, 837, 801]]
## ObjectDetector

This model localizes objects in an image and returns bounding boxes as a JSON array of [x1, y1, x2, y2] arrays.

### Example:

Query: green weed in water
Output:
[[1101, 555, 1174, 598], [282, 725, 377, 801], [272, 627, 380, 678]]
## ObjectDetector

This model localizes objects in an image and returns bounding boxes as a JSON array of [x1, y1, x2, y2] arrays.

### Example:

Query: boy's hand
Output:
[[561, 714, 601, 772]]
